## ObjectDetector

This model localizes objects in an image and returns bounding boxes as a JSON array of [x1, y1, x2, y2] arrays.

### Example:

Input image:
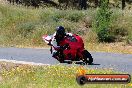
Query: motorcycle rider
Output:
[[50, 26, 73, 60]]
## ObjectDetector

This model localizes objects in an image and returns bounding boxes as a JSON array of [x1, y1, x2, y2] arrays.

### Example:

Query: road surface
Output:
[[0, 47, 132, 73]]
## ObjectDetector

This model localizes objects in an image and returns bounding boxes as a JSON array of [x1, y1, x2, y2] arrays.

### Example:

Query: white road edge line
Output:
[[0, 59, 50, 66]]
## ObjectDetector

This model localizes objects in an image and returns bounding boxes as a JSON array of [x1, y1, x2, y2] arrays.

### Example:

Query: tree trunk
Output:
[[95, 0, 98, 7], [122, 0, 126, 10], [79, 0, 87, 10]]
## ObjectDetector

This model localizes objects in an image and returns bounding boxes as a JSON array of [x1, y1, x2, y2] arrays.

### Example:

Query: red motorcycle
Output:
[[42, 34, 93, 64]]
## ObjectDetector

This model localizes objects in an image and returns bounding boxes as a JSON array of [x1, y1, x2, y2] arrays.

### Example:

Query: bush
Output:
[[109, 9, 130, 42], [93, 0, 115, 42], [114, 28, 128, 36], [40, 9, 66, 23], [16, 22, 36, 37], [65, 11, 85, 22], [127, 32, 132, 45], [97, 28, 116, 42]]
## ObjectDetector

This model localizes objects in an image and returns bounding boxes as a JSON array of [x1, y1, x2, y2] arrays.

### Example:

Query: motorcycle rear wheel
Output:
[[83, 50, 93, 65], [58, 58, 64, 63]]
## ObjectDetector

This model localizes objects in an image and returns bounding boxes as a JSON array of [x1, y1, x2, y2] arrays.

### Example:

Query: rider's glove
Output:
[[47, 41, 52, 46], [60, 44, 69, 50]]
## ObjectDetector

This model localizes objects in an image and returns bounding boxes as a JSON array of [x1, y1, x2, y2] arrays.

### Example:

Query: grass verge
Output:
[[0, 61, 131, 88]]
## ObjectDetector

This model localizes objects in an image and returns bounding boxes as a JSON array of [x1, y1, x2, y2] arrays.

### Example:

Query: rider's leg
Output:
[[52, 50, 59, 59]]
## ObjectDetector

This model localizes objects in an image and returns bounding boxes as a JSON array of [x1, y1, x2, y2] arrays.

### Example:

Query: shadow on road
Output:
[[89, 63, 100, 65], [62, 61, 100, 66]]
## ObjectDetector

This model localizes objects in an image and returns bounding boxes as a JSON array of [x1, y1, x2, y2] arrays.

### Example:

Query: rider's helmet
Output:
[[55, 26, 66, 42], [56, 26, 65, 35], [56, 26, 65, 38]]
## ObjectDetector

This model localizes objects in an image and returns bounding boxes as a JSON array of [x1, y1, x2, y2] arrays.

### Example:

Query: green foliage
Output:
[[40, 9, 66, 23], [127, 32, 132, 45], [40, 9, 85, 23], [93, 0, 114, 42], [95, 0, 111, 31], [0, 2, 132, 47], [109, 8, 131, 42], [97, 28, 116, 42], [113, 28, 128, 37], [16, 22, 36, 37], [66, 11, 85, 22]]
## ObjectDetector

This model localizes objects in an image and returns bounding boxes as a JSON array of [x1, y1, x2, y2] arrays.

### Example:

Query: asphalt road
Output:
[[0, 47, 132, 73]]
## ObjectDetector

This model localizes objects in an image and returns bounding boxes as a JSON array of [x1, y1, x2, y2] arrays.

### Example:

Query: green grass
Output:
[[0, 3, 93, 47], [0, 3, 132, 53], [0, 62, 131, 88]]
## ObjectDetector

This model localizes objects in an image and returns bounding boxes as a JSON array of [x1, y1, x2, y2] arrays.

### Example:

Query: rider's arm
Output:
[[51, 32, 60, 50], [66, 33, 73, 36]]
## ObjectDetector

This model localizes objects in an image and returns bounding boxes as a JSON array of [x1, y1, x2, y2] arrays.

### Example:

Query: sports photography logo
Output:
[[76, 67, 131, 85]]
